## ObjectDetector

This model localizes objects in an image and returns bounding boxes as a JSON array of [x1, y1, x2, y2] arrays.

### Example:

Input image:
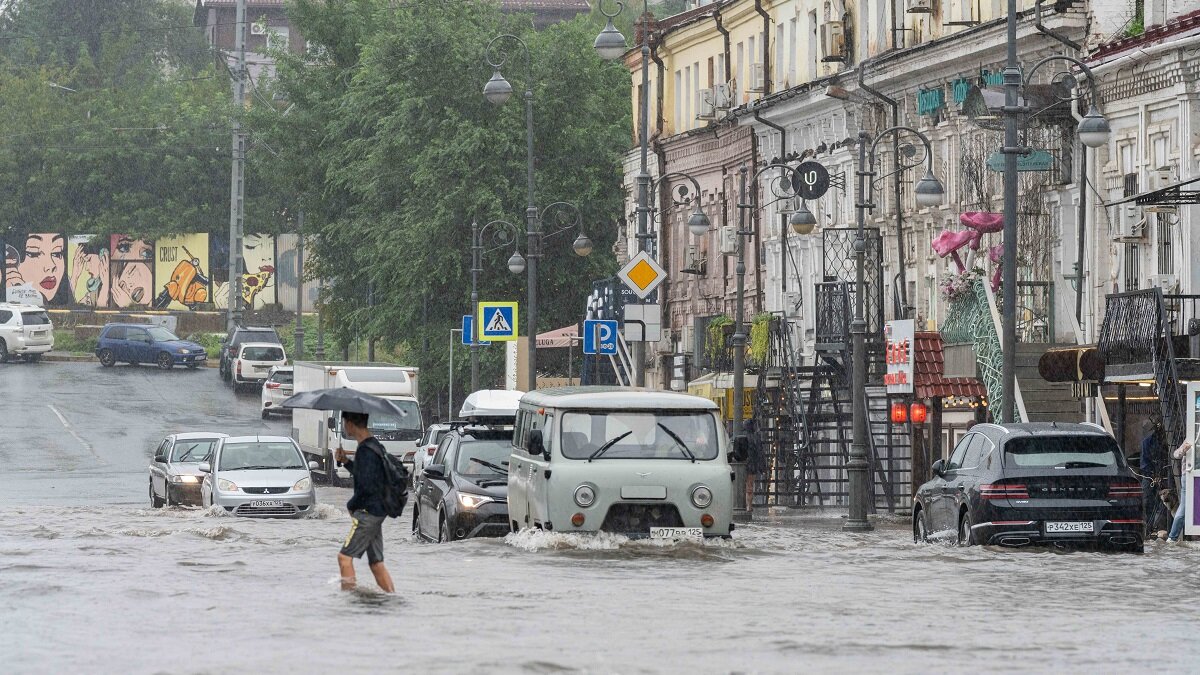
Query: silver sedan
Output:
[[148, 433, 227, 507], [200, 435, 318, 518]]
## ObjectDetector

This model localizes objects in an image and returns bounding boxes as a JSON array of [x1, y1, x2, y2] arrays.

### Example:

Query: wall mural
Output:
[[4, 232, 313, 312], [153, 234, 211, 311]]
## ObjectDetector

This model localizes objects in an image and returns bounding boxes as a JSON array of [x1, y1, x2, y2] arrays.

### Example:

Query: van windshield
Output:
[[559, 411, 719, 460]]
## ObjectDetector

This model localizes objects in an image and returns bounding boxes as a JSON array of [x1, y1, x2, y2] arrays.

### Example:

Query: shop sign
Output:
[[884, 319, 914, 394], [916, 87, 945, 116]]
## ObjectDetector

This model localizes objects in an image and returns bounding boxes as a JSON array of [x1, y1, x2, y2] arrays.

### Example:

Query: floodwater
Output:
[[2, 363, 1200, 673]]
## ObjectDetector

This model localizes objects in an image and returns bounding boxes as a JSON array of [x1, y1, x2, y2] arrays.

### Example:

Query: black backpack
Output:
[[366, 440, 409, 518]]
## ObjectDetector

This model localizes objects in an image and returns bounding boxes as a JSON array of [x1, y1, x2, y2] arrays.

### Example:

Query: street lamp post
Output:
[[851, 127, 945, 531], [470, 219, 526, 393], [998, 3, 1110, 422]]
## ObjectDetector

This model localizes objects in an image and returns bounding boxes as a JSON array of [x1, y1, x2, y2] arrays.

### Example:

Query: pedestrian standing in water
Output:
[[1139, 419, 1169, 537], [335, 411, 395, 592], [1167, 439, 1192, 543]]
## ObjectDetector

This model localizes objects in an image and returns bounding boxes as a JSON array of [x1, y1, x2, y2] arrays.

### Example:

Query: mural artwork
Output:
[[241, 233, 276, 309], [153, 234, 210, 311], [109, 235, 155, 309], [67, 236, 110, 307], [5, 233, 71, 306]]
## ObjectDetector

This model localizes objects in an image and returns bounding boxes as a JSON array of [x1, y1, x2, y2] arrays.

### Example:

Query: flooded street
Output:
[[3, 364, 1200, 673]]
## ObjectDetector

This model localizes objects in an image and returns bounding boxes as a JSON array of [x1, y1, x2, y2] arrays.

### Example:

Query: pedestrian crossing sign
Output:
[[478, 302, 518, 341]]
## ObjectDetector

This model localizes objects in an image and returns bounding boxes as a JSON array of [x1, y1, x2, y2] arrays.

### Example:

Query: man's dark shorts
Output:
[[340, 510, 385, 565]]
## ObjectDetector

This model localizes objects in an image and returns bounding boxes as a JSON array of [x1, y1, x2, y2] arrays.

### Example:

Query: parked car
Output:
[[260, 365, 294, 418], [148, 432, 227, 507], [0, 302, 54, 363], [95, 323, 207, 370], [231, 343, 287, 391], [413, 425, 513, 542], [413, 423, 455, 482], [508, 388, 734, 540], [199, 435, 318, 518], [912, 422, 1144, 553], [220, 326, 281, 382]]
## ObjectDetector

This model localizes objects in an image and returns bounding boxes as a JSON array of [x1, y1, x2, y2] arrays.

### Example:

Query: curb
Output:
[[39, 353, 219, 368]]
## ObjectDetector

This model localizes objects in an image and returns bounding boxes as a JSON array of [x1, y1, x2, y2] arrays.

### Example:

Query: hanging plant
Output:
[[705, 315, 733, 363], [748, 313, 773, 365]]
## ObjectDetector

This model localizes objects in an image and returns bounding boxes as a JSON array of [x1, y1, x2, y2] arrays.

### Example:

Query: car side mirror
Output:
[[154, 453, 165, 463], [308, 461, 319, 471], [526, 430, 545, 457], [198, 462, 211, 473], [424, 464, 446, 479], [931, 459, 945, 478]]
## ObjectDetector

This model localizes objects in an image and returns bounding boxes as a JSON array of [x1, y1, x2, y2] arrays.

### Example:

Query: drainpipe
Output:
[[754, 110, 790, 300], [858, 62, 910, 318], [714, 7, 731, 88], [1034, 0, 1082, 51], [649, 32, 667, 141], [754, 0, 772, 95]]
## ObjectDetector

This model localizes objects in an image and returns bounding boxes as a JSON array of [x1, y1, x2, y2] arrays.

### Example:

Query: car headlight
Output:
[[217, 478, 239, 492], [574, 484, 596, 507], [457, 493, 494, 509], [178, 349, 190, 355], [691, 485, 713, 509], [169, 475, 199, 484], [292, 477, 312, 493]]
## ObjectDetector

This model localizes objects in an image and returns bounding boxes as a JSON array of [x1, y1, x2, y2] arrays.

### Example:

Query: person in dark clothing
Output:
[[1139, 419, 1170, 538], [335, 411, 395, 592]]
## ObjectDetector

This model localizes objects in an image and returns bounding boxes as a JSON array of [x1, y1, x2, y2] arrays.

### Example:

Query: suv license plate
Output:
[[1045, 521, 1093, 533], [649, 527, 703, 541], [251, 500, 283, 508]]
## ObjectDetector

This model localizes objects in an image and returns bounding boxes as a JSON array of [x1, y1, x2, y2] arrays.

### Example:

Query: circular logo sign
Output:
[[791, 161, 831, 200]]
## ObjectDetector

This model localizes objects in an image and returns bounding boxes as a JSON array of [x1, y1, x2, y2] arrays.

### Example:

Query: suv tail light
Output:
[[1107, 482, 1142, 499], [265, 381, 280, 389], [980, 483, 1029, 500], [236, 361, 242, 377]]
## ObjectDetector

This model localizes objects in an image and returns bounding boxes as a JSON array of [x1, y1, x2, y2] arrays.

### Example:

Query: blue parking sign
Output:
[[461, 315, 489, 346], [583, 319, 618, 355]]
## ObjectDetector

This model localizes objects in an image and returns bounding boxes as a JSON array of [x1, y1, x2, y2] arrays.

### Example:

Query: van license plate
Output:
[[251, 500, 283, 508], [1045, 521, 1093, 533], [649, 527, 703, 541]]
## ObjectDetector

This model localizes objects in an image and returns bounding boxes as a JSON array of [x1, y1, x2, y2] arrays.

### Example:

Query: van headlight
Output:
[[574, 484, 596, 508], [217, 478, 240, 493], [292, 477, 312, 493], [458, 493, 494, 509], [170, 475, 199, 484], [691, 485, 713, 508]]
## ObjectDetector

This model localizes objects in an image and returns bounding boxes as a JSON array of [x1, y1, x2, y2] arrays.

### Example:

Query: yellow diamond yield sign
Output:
[[618, 251, 665, 299]]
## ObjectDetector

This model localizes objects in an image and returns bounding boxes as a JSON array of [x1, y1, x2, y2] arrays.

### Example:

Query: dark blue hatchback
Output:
[[95, 323, 208, 370]]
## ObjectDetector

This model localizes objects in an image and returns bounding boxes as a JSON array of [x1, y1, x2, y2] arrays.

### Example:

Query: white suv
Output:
[[232, 342, 287, 391], [0, 303, 54, 363]]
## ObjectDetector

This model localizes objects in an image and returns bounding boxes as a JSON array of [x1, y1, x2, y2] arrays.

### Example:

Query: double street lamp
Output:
[[849, 127, 945, 531], [484, 35, 594, 389]]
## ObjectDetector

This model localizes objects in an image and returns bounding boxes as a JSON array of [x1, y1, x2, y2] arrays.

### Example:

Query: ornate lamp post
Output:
[[850, 127, 945, 531]]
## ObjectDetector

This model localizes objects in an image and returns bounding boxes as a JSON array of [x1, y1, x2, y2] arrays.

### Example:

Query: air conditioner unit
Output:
[[713, 83, 732, 110], [1149, 274, 1179, 292], [720, 225, 739, 255], [697, 88, 718, 121], [748, 63, 765, 93], [907, 0, 935, 14], [682, 244, 706, 274], [821, 21, 846, 62], [250, 21, 268, 35], [1112, 202, 1146, 242]]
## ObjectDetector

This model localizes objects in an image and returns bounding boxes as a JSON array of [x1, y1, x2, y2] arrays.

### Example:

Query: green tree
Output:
[[254, 0, 629, 411]]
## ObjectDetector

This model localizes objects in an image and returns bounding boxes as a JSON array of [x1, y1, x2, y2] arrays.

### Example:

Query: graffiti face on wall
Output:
[[6, 233, 71, 305], [109, 235, 154, 308], [67, 236, 111, 307], [242, 234, 276, 309], [111, 235, 154, 263], [153, 234, 210, 311]]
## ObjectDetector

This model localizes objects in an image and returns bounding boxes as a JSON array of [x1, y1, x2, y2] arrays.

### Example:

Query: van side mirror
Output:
[[931, 459, 945, 478], [526, 430, 547, 460]]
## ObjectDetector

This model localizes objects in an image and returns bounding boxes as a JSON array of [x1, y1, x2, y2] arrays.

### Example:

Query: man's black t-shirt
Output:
[[344, 437, 388, 517]]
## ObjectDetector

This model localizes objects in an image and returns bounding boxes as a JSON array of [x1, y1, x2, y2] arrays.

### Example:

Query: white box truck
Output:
[[291, 361, 423, 485]]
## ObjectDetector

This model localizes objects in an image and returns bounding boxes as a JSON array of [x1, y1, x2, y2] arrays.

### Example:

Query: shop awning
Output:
[[536, 325, 578, 349], [915, 332, 987, 400]]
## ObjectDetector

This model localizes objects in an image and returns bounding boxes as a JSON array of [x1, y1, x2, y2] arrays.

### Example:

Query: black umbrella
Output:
[[281, 387, 409, 417]]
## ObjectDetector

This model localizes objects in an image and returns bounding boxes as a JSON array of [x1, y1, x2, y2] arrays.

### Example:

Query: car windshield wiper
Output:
[[657, 423, 697, 462], [1055, 461, 1108, 469], [472, 459, 509, 474], [589, 431, 632, 462], [232, 465, 280, 470]]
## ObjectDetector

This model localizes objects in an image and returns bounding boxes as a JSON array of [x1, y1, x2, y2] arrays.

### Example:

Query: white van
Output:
[[507, 387, 733, 540]]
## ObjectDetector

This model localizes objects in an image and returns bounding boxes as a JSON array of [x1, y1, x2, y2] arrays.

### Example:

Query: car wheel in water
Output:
[[438, 512, 451, 543], [97, 348, 116, 367], [261, 409, 270, 420], [412, 506, 421, 539], [912, 507, 928, 543], [957, 510, 975, 546], [0, 340, 11, 363], [150, 481, 164, 508], [156, 352, 173, 370]]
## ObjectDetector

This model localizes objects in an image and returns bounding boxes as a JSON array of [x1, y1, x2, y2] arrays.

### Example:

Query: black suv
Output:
[[914, 422, 1143, 552], [219, 326, 281, 382], [411, 425, 512, 542]]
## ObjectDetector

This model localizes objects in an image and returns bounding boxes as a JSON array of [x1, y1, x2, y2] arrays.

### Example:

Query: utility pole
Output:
[[1000, 0, 1019, 424], [227, 0, 247, 332], [294, 210, 305, 361]]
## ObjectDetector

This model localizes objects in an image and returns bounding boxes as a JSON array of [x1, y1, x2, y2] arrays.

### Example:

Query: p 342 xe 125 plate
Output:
[[1044, 521, 1093, 533]]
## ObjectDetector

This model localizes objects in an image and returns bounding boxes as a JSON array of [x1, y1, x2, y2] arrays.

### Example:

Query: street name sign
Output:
[[986, 149, 1054, 172], [617, 251, 666, 299], [477, 302, 518, 341], [583, 319, 618, 355]]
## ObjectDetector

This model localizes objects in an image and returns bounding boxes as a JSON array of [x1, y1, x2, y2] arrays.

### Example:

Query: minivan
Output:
[[507, 387, 734, 540], [0, 303, 54, 363]]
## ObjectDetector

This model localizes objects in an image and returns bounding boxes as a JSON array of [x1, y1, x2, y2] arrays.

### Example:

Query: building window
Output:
[[809, 11, 819, 77], [684, 65, 692, 129], [693, 61, 700, 124], [1156, 214, 1173, 275], [788, 18, 798, 85], [1125, 243, 1140, 291], [266, 26, 289, 52], [674, 70, 683, 131], [735, 42, 744, 101]]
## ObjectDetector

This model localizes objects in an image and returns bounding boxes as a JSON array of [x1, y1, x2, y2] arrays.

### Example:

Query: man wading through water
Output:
[[335, 411, 395, 592]]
